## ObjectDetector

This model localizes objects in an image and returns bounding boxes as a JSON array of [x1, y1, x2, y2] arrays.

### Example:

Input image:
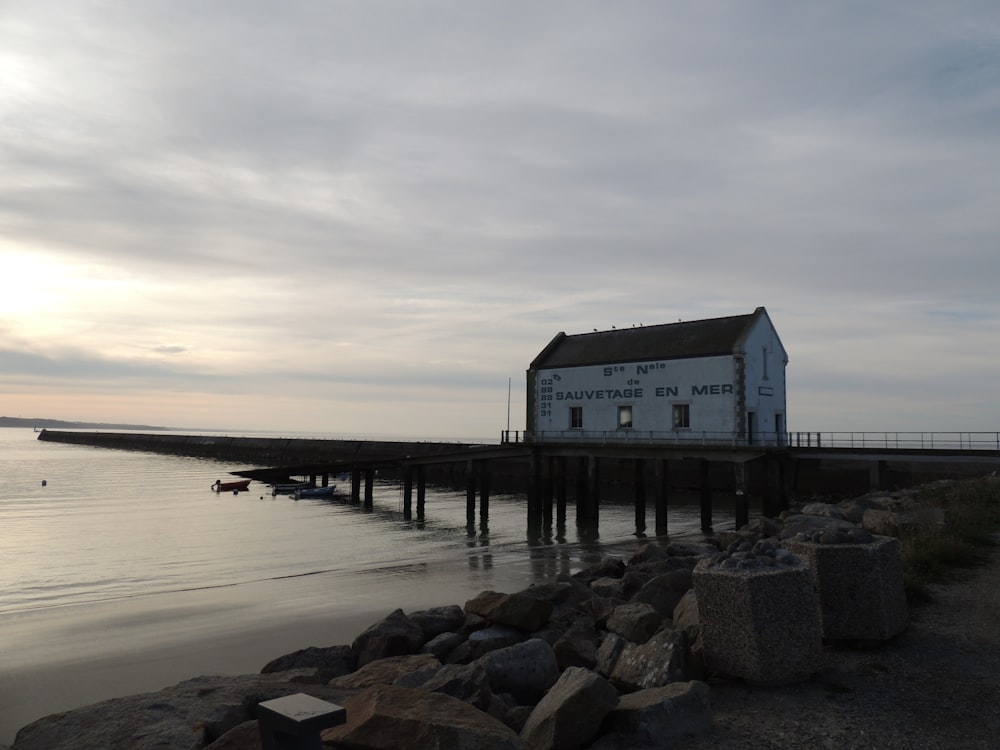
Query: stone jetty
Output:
[[10, 485, 937, 750]]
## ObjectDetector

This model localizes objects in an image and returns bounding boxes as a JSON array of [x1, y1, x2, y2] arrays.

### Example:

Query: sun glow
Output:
[[0, 249, 134, 339]]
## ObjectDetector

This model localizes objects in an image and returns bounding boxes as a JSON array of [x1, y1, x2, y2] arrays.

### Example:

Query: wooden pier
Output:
[[36, 430, 1000, 538]]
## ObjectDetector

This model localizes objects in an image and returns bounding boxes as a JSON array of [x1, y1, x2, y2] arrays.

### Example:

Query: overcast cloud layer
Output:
[[2, 1, 998, 439]]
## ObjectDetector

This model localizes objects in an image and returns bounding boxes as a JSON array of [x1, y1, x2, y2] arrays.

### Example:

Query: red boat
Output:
[[212, 479, 251, 493]]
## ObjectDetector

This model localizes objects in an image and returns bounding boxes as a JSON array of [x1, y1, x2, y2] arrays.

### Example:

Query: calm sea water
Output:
[[0, 427, 715, 743]]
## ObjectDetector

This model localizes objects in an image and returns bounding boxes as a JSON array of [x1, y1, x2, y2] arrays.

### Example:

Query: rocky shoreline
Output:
[[9, 481, 1000, 749]]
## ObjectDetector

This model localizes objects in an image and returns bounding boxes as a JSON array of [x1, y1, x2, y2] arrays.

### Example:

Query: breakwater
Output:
[[35, 430, 478, 468]]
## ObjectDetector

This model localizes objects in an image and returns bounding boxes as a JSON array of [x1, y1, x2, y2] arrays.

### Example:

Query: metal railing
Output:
[[788, 432, 1000, 451], [502, 429, 1000, 451], [502, 429, 788, 447]]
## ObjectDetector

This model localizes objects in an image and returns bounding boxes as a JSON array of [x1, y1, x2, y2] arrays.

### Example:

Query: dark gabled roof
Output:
[[531, 307, 774, 369]]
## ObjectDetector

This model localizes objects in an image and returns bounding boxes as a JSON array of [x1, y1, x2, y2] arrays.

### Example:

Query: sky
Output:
[[1, 1, 998, 441]]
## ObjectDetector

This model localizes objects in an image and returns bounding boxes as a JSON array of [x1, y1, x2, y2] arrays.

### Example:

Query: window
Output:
[[569, 406, 583, 429], [672, 403, 690, 430], [617, 405, 633, 430]]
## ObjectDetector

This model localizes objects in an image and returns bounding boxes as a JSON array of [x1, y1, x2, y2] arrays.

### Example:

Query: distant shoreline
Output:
[[0, 417, 169, 431]]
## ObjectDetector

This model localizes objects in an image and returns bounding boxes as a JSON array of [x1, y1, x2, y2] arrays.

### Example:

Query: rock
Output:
[[572, 555, 626, 583], [861, 506, 946, 536], [800, 501, 847, 519], [665, 541, 719, 558], [477, 638, 561, 704], [631, 568, 694, 618], [321, 684, 528, 750], [422, 631, 466, 660], [672, 589, 700, 641], [409, 604, 467, 640], [779, 514, 861, 540], [260, 644, 355, 683], [627, 541, 670, 565], [458, 612, 489, 636], [591, 576, 625, 598], [596, 629, 687, 691], [601, 680, 711, 743], [552, 616, 601, 670], [465, 590, 553, 632], [525, 579, 594, 616], [203, 720, 261, 749], [606, 602, 662, 645], [12, 673, 350, 750], [352, 609, 426, 667], [445, 624, 525, 663], [519, 667, 619, 750], [394, 661, 493, 710], [328, 653, 440, 689], [579, 595, 625, 629]]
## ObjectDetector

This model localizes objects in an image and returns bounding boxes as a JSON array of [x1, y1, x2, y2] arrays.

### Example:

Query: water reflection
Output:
[[527, 539, 573, 581], [466, 527, 493, 571]]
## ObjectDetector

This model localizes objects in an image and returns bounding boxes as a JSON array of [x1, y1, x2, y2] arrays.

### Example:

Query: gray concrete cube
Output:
[[783, 534, 907, 641], [692, 552, 822, 685]]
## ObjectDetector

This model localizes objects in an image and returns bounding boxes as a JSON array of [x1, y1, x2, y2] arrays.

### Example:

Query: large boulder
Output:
[[465, 590, 553, 632], [572, 555, 626, 584], [606, 602, 662, 645], [596, 629, 687, 692], [446, 624, 525, 664], [422, 631, 466, 660], [779, 514, 860, 540], [203, 720, 260, 750], [631, 569, 694, 618], [12, 673, 351, 750], [579, 596, 625, 630], [601, 680, 711, 743], [672, 589, 701, 641], [799, 501, 848, 519], [321, 684, 528, 750], [477, 638, 561, 704], [352, 609, 426, 667], [409, 605, 468, 640], [259, 644, 355, 683], [519, 667, 619, 750], [328, 653, 439, 690], [591, 576, 625, 598], [861, 506, 946, 536], [524, 579, 595, 617], [552, 616, 601, 670], [394, 661, 493, 710], [626, 542, 670, 566]]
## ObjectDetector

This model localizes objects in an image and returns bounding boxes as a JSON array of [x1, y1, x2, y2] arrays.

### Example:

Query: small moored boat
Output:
[[294, 485, 337, 499], [212, 479, 252, 493], [271, 482, 310, 496]]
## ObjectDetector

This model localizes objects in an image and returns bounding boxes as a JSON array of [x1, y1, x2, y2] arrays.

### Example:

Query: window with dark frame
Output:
[[617, 405, 633, 430], [570, 406, 583, 429], [672, 403, 690, 430]]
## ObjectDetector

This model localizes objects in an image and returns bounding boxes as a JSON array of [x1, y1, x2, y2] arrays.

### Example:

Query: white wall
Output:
[[535, 355, 738, 437], [739, 316, 787, 442]]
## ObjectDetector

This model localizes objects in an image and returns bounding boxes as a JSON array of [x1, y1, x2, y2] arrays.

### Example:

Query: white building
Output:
[[526, 307, 788, 445]]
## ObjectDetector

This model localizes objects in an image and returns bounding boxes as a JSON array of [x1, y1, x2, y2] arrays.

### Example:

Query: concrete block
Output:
[[783, 532, 907, 641], [257, 693, 346, 750], [692, 541, 822, 685]]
